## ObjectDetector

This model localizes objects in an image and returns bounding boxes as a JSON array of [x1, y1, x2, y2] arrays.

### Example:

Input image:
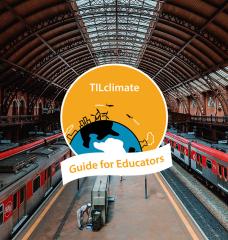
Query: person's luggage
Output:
[[91, 210, 102, 231]]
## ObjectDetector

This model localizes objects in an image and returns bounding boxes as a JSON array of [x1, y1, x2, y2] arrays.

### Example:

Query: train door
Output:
[[45, 166, 52, 193], [218, 165, 227, 192], [180, 145, 185, 160], [170, 140, 174, 153], [12, 186, 26, 226], [196, 153, 202, 173], [18, 186, 26, 221], [188, 142, 191, 168], [12, 192, 18, 226]]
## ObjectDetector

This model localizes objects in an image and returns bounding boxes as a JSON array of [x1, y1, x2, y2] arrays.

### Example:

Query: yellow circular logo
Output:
[[61, 64, 167, 154]]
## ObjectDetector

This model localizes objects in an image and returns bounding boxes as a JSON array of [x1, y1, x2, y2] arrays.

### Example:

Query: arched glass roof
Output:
[[0, 0, 227, 104], [76, 0, 161, 65]]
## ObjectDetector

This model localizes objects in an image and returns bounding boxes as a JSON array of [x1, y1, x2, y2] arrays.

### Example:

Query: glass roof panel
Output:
[[76, 0, 160, 65], [210, 70, 228, 86], [173, 66, 228, 97], [216, 70, 228, 79]]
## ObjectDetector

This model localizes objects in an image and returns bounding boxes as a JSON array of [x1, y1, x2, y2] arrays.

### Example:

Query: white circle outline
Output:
[[60, 63, 168, 155]]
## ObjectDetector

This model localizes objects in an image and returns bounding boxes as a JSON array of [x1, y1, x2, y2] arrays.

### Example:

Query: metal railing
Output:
[[0, 115, 40, 126], [169, 112, 228, 125], [190, 115, 228, 124]]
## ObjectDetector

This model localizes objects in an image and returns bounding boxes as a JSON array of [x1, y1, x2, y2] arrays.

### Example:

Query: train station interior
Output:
[[0, 1, 227, 240]]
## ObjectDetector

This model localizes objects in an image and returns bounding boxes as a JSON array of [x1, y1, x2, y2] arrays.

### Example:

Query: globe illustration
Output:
[[70, 120, 142, 154]]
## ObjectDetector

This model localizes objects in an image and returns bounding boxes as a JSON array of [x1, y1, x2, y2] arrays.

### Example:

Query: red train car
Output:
[[0, 137, 71, 240], [164, 132, 228, 195], [0, 133, 63, 160]]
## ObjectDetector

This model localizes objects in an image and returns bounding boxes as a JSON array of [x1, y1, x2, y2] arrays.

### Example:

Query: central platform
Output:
[[28, 175, 204, 240]]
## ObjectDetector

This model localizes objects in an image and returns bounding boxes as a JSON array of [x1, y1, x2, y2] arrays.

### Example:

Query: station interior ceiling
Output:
[[0, 0, 227, 112]]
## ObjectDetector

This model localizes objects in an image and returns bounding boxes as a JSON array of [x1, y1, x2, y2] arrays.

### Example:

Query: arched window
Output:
[[192, 99, 196, 108], [217, 101, 222, 112], [19, 100, 25, 115], [38, 102, 43, 115], [208, 96, 215, 107], [12, 101, 18, 115]]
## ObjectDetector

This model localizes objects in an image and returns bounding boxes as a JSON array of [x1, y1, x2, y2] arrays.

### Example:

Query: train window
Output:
[[197, 154, 202, 165], [13, 193, 17, 210], [218, 165, 222, 177], [20, 188, 24, 204], [0, 204, 3, 225], [224, 168, 227, 180], [33, 176, 41, 193], [206, 160, 212, 169], [176, 143, 178, 150], [55, 162, 60, 172], [180, 146, 184, 153], [48, 167, 51, 177]]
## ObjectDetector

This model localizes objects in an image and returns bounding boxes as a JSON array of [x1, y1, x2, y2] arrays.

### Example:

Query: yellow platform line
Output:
[[22, 186, 65, 240], [155, 173, 200, 240]]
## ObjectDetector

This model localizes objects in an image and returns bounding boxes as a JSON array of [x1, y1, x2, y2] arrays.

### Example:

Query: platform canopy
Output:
[[0, 0, 227, 100]]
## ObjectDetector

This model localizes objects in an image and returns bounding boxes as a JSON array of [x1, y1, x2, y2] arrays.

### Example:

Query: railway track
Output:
[[171, 160, 228, 226], [161, 168, 228, 240]]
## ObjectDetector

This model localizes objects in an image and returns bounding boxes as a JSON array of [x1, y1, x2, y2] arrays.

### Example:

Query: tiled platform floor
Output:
[[29, 175, 204, 240]]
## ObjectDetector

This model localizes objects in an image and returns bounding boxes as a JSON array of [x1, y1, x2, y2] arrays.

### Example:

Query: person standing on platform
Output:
[[77, 203, 92, 230]]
